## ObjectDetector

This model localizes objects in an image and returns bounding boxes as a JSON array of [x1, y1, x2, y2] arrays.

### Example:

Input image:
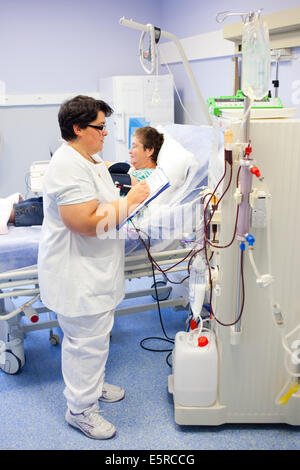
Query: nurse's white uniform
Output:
[[38, 143, 125, 413]]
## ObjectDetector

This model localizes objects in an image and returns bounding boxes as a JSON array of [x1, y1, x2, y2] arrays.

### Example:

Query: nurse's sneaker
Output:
[[99, 382, 125, 403], [65, 404, 116, 440]]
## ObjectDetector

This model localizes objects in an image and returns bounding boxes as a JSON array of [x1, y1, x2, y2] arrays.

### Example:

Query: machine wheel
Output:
[[0, 350, 21, 375]]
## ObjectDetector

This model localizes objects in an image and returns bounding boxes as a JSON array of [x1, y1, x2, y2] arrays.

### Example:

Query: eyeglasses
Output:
[[87, 124, 106, 131]]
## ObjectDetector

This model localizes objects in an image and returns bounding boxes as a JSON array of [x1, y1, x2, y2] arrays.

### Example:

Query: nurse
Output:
[[37, 95, 149, 440]]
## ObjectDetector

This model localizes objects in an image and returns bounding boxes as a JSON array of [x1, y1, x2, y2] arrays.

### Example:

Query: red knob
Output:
[[198, 336, 209, 347], [245, 145, 252, 155], [250, 166, 261, 178]]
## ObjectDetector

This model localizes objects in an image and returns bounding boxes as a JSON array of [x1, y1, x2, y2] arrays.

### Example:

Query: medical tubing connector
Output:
[[236, 146, 254, 241], [139, 24, 160, 74], [245, 234, 274, 288]]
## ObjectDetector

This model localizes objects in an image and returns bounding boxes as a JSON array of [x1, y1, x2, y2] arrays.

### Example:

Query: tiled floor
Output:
[[0, 284, 299, 450]]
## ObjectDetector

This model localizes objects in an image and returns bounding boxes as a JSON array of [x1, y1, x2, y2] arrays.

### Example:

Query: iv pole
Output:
[[119, 17, 212, 126]]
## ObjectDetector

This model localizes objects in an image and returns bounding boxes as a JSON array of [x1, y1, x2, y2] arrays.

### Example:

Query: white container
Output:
[[173, 330, 218, 407]]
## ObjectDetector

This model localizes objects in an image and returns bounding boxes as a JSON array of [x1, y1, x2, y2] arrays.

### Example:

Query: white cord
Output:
[[158, 46, 202, 125]]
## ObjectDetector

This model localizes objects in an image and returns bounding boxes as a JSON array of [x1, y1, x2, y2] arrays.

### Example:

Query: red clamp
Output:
[[245, 144, 252, 156], [250, 166, 261, 178]]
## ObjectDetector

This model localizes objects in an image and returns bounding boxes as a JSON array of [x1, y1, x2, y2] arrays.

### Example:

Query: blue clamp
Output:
[[239, 242, 246, 251], [246, 234, 255, 246]]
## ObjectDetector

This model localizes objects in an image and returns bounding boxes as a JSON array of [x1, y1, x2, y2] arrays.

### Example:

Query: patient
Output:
[[128, 126, 164, 184], [2, 126, 164, 230]]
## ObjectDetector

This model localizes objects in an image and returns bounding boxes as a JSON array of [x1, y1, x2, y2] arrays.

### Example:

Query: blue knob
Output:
[[246, 234, 255, 246], [240, 242, 246, 251]]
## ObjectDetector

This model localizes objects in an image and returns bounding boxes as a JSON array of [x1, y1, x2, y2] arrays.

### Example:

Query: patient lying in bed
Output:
[[1, 126, 164, 232], [0, 124, 212, 272]]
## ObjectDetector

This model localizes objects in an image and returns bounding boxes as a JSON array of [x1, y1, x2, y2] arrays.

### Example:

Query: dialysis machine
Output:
[[169, 116, 300, 426], [120, 10, 300, 426], [169, 10, 300, 426]]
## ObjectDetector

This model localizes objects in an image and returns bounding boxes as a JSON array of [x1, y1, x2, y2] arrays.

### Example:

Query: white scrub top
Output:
[[37, 143, 125, 317]]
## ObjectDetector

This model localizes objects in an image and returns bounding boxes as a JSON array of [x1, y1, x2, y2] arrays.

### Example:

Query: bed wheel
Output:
[[49, 333, 60, 345], [0, 350, 21, 375], [151, 280, 171, 301]]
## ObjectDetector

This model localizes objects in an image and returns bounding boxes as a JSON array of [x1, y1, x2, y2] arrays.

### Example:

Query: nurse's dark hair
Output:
[[58, 95, 113, 141], [133, 126, 164, 164]]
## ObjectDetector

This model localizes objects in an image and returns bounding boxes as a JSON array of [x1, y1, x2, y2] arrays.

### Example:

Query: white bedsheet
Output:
[[0, 226, 41, 273]]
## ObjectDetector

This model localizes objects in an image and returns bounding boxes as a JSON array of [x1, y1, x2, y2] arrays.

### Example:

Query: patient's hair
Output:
[[58, 95, 113, 141], [133, 127, 164, 164]]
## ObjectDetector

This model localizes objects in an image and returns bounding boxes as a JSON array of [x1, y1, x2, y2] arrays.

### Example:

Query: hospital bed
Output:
[[0, 124, 212, 374]]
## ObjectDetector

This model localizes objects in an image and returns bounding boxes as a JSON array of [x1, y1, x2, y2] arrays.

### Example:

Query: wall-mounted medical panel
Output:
[[99, 75, 174, 162]]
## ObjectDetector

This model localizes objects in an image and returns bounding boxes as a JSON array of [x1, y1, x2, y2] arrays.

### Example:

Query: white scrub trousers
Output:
[[57, 310, 114, 414]]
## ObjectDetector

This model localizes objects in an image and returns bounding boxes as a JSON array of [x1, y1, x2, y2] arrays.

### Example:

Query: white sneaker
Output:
[[65, 404, 116, 439], [99, 382, 125, 403]]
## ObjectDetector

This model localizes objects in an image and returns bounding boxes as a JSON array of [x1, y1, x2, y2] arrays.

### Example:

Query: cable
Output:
[[158, 46, 202, 126], [128, 139, 245, 361], [139, 257, 175, 368], [200, 151, 246, 327], [129, 218, 195, 284]]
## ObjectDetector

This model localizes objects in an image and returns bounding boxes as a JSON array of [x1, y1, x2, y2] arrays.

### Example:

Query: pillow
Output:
[[154, 127, 195, 204], [162, 123, 213, 167]]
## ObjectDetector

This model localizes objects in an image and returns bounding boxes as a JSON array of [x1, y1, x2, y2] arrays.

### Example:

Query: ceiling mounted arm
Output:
[[119, 17, 212, 125]]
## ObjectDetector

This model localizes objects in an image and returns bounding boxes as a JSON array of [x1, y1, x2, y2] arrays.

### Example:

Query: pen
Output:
[[114, 181, 132, 189]]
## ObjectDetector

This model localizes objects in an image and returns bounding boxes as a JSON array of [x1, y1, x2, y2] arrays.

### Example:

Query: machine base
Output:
[[168, 375, 300, 426]]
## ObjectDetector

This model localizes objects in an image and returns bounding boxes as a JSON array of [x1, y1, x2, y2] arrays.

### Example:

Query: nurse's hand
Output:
[[126, 180, 150, 211]]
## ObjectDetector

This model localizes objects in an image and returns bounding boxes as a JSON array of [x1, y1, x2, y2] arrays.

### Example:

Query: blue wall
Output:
[[0, 0, 162, 196], [0, 0, 162, 93]]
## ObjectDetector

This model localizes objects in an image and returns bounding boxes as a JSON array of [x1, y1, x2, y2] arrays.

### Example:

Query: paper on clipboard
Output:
[[117, 167, 170, 229]]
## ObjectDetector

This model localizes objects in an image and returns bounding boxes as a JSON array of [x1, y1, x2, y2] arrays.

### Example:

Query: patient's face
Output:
[[129, 136, 155, 170]]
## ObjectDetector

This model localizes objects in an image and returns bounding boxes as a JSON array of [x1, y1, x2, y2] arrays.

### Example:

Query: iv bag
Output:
[[241, 16, 270, 101]]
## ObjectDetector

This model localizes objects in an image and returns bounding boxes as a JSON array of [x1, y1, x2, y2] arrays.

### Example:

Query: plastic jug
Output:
[[173, 329, 218, 407]]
